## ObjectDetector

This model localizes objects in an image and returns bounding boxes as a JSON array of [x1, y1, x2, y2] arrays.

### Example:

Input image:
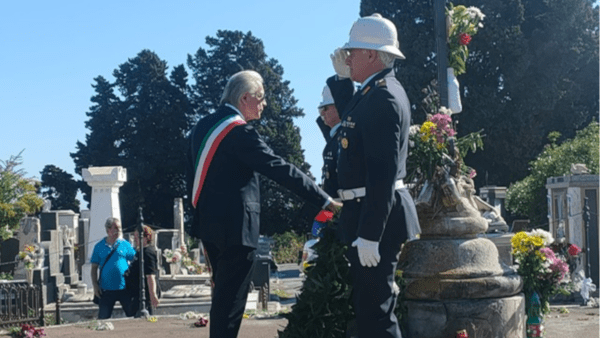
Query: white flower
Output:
[[438, 106, 453, 116], [528, 229, 554, 246], [467, 6, 485, 21]]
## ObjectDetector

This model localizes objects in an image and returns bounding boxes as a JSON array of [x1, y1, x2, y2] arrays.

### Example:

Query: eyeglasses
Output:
[[251, 91, 266, 102]]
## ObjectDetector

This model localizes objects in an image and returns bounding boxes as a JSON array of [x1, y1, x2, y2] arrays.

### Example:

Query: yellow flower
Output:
[[530, 236, 544, 247], [25, 245, 35, 253], [243, 313, 250, 319], [18, 252, 27, 260], [147, 316, 157, 322]]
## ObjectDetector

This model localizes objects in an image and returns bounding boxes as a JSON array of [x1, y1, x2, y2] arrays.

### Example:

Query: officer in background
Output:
[[316, 82, 354, 197], [327, 14, 419, 338]]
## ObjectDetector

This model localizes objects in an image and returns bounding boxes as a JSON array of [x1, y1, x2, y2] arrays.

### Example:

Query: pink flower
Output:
[[469, 169, 477, 179], [568, 244, 582, 256]]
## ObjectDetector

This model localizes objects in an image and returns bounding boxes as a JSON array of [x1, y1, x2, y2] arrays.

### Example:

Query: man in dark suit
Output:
[[186, 70, 341, 338], [328, 14, 419, 338]]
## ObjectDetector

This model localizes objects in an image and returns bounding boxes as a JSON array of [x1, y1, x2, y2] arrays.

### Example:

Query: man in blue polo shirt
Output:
[[91, 217, 136, 319]]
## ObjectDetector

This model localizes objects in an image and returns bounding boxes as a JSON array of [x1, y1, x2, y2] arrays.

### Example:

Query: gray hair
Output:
[[220, 70, 264, 108], [377, 51, 397, 68], [104, 217, 121, 230]]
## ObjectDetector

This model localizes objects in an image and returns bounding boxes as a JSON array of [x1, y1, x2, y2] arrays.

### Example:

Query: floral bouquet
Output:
[[407, 108, 483, 192], [17, 244, 36, 270], [446, 4, 485, 75], [9, 323, 45, 338], [511, 229, 573, 316], [162, 248, 182, 264]]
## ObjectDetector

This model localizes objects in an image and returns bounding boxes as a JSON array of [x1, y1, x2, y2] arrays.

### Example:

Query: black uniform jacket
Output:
[[186, 105, 330, 249], [327, 69, 418, 246], [317, 77, 355, 197]]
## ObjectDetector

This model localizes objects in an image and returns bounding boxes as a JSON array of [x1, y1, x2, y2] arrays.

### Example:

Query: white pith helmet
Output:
[[342, 13, 405, 59], [318, 85, 335, 108]]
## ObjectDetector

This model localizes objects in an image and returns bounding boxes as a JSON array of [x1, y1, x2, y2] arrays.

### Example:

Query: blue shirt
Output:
[[91, 238, 136, 291]]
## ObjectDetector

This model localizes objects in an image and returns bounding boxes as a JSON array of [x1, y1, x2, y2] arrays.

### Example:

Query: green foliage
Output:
[[71, 50, 194, 229], [0, 152, 44, 240], [506, 121, 599, 226], [40, 165, 80, 212], [187, 30, 316, 235], [0, 272, 13, 280], [361, 0, 599, 188], [446, 4, 486, 75], [271, 231, 305, 264], [279, 225, 354, 338]]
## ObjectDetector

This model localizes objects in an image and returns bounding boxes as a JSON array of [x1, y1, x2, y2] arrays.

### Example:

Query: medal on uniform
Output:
[[341, 138, 349, 149]]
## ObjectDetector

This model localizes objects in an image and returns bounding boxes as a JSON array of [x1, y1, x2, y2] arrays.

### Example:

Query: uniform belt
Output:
[[337, 180, 405, 201]]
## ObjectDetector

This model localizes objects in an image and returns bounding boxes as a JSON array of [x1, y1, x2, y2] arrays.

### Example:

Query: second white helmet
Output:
[[318, 85, 335, 108]]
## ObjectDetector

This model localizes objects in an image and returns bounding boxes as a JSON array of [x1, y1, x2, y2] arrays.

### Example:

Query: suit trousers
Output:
[[347, 245, 402, 338], [204, 242, 256, 338]]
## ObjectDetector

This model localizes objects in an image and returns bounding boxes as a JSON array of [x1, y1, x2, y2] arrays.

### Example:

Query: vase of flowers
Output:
[[446, 4, 485, 76], [511, 229, 574, 330], [163, 248, 182, 279]]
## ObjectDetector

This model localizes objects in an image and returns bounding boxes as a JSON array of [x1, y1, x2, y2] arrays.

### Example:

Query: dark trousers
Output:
[[204, 242, 256, 338], [347, 245, 402, 338], [98, 289, 133, 319]]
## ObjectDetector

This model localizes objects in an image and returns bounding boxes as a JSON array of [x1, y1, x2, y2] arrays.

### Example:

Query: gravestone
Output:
[[0, 238, 20, 274], [173, 198, 184, 249], [40, 212, 60, 241], [156, 230, 176, 273], [17, 217, 41, 249]]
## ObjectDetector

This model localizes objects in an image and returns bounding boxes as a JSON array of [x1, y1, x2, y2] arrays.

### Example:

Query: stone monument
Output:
[[81, 166, 127, 288], [399, 174, 525, 337]]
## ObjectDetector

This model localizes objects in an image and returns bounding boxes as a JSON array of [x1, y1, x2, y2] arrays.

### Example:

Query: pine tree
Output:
[[40, 165, 80, 212], [71, 50, 194, 229], [187, 30, 317, 235]]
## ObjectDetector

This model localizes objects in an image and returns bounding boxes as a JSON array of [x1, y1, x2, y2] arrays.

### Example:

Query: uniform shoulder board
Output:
[[376, 79, 387, 87]]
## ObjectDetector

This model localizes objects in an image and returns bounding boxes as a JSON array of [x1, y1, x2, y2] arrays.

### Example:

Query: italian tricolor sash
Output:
[[192, 114, 246, 207]]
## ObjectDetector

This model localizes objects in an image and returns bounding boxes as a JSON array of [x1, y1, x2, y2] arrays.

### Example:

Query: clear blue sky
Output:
[[0, 0, 362, 189]]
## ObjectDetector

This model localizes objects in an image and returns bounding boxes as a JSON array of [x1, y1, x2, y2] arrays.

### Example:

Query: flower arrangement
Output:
[[17, 245, 36, 270], [511, 229, 574, 316], [8, 324, 45, 338], [407, 107, 483, 186], [446, 4, 485, 75], [162, 248, 182, 264]]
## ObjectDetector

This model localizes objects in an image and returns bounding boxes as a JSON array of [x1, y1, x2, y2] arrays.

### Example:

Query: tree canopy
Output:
[[71, 50, 194, 229], [0, 152, 44, 240], [40, 165, 80, 213], [187, 30, 317, 235], [361, 0, 599, 188], [505, 120, 599, 226]]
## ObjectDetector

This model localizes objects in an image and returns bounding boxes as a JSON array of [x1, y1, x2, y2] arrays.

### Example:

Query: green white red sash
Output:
[[192, 114, 246, 207]]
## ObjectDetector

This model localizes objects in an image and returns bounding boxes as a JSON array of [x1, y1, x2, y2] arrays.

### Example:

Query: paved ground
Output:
[[34, 305, 599, 338], [6, 264, 599, 337]]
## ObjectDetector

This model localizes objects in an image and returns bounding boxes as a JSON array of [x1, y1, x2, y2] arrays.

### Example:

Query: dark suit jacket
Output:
[[186, 105, 330, 249], [328, 69, 418, 247]]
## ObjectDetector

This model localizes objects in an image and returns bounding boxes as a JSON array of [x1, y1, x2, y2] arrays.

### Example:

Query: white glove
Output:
[[330, 48, 351, 79], [351, 237, 380, 267]]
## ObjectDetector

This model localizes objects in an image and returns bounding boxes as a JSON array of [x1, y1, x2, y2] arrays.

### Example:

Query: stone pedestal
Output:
[[399, 175, 525, 337], [81, 166, 127, 288]]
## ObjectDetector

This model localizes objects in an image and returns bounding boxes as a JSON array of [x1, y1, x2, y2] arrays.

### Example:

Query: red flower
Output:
[[568, 244, 582, 256], [458, 33, 472, 45], [194, 317, 208, 327], [314, 210, 334, 223]]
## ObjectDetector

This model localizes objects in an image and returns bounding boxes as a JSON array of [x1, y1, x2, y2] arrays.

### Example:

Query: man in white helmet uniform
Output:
[[327, 13, 419, 338]]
